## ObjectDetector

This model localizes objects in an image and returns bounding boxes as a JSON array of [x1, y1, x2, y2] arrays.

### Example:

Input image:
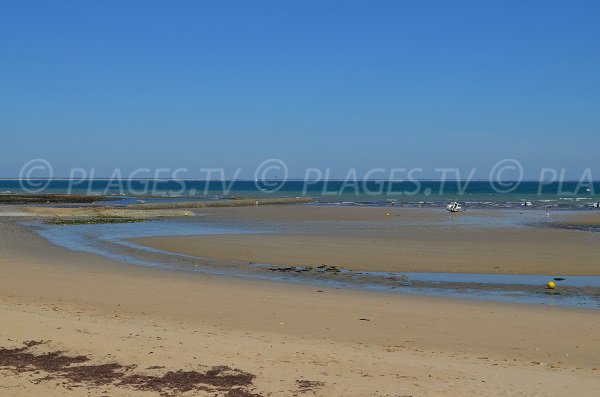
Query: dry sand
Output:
[[133, 206, 600, 275], [1, 206, 600, 396]]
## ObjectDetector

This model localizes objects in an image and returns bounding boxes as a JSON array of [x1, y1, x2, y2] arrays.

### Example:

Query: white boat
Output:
[[446, 202, 462, 212], [586, 188, 592, 192], [594, 202, 600, 208], [521, 201, 533, 207]]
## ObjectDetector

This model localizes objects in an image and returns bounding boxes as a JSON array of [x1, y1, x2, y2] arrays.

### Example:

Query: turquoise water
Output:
[[2, 179, 599, 209]]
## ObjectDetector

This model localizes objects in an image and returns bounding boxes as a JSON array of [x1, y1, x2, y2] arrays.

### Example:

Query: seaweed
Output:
[[43, 216, 146, 225], [0, 341, 262, 396]]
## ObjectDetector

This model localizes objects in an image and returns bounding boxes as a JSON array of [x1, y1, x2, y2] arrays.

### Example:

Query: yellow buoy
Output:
[[547, 281, 556, 289]]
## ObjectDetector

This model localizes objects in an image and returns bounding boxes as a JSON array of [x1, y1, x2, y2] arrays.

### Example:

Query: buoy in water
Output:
[[546, 281, 556, 289]]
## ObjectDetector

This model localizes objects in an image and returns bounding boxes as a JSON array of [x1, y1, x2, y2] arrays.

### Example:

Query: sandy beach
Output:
[[133, 206, 600, 275], [1, 205, 600, 396]]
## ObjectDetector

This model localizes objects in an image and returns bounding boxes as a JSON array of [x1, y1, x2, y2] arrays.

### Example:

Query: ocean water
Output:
[[1, 179, 599, 209]]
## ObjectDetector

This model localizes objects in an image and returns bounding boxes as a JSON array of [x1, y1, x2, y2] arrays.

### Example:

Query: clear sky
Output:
[[1, 1, 599, 179]]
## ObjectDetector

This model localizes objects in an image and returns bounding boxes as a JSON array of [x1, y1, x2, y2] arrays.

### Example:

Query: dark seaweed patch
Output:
[[0, 341, 262, 396], [296, 379, 325, 393]]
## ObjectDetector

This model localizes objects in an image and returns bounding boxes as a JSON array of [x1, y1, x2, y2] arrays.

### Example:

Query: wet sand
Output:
[[1, 207, 600, 395], [133, 206, 600, 275]]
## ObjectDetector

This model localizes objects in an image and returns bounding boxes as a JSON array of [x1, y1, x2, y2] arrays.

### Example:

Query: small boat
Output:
[[521, 201, 533, 207], [446, 202, 462, 213], [586, 188, 592, 192], [136, 199, 146, 204], [594, 202, 600, 208]]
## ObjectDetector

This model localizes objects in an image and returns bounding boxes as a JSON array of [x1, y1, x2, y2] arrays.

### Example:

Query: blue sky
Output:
[[1, 1, 599, 178]]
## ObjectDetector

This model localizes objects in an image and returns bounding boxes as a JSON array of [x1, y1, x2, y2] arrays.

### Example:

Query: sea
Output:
[[1, 179, 599, 209]]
